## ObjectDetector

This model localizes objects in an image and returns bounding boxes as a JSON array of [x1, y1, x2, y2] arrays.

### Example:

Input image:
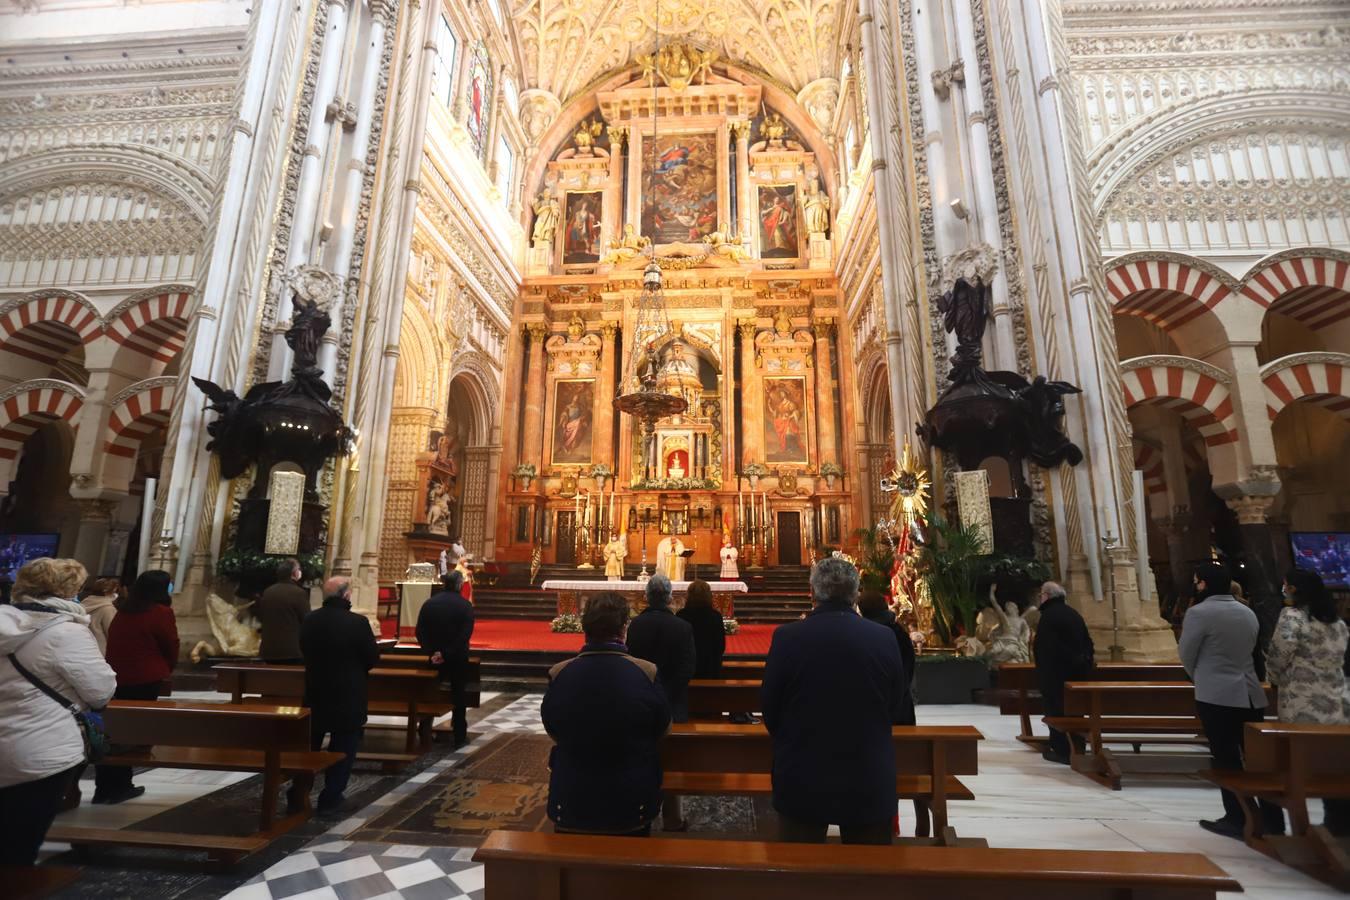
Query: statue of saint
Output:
[[285, 292, 331, 376], [936, 277, 990, 374], [804, 180, 831, 236], [600, 224, 651, 265], [719, 536, 739, 580], [985, 589, 1032, 666], [531, 191, 560, 246], [604, 532, 628, 581]]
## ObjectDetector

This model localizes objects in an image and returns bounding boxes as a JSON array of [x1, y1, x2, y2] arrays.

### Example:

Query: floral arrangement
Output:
[[632, 476, 719, 491], [588, 463, 614, 479], [550, 612, 582, 633], [742, 462, 769, 477], [820, 462, 845, 477], [216, 547, 325, 585], [512, 463, 537, 478], [722, 617, 740, 635]]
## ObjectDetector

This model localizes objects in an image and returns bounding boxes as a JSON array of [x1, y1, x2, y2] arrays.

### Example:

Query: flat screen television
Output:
[[1289, 532, 1350, 589], [0, 533, 61, 581]]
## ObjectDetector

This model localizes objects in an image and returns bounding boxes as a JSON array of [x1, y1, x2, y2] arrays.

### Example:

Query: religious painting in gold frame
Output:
[[640, 131, 719, 245], [562, 192, 603, 264], [757, 184, 799, 259], [762, 376, 808, 464], [550, 379, 595, 465]]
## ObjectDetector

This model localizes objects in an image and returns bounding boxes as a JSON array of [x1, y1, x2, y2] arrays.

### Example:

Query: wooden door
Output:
[[557, 511, 576, 565], [776, 511, 802, 565]]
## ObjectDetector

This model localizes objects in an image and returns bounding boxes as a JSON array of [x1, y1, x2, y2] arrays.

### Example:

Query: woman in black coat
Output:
[[676, 580, 726, 679]]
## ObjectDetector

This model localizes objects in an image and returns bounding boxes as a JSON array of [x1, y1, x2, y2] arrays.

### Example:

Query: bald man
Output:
[[296, 576, 379, 814]]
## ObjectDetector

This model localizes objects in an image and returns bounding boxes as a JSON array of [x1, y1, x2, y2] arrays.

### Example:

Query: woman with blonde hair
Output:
[[0, 557, 116, 864]]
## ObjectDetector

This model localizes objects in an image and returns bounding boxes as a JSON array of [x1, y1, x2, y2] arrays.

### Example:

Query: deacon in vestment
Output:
[[656, 536, 687, 582], [719, 536, 739, 580], [603, 533, 628, 581]]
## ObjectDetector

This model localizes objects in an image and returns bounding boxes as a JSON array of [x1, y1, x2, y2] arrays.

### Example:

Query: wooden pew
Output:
[[1047, 681, 1277, 790], [687, 679, 760, 720], [1204, 722, 1350, 888], [661, 723, 980, 844], [3, 864, 82, 900], [996, 663, 1187, 747], [46, 700, 343, 863], [473, 830, 1241, 900], [213, 664, 458, 762], [722, 659, 765, 678]]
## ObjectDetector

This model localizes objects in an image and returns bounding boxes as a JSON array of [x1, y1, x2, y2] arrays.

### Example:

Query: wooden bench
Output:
[[661, 722, 980, 844], [3, 864, 82, 900], [1047, 681, 1277, 790], [687, 679, 760, 720], [473, 830, 1241, 899], [996, 663, 1188, 747], [213, 663, 465, 762], [46, 700, 343, 863], [721, 659, 765, 678], [1203, 721, 1350, 888]]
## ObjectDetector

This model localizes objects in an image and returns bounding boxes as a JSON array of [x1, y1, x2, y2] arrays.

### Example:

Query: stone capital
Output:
[[812, 317, 835, 339], [1226, 495, 1276, 526], [526, 322, 548, 342], [737, 320, 758, 341]]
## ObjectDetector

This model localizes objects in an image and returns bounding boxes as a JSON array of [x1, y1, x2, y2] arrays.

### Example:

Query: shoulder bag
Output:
[[8, 652, 110, 763]]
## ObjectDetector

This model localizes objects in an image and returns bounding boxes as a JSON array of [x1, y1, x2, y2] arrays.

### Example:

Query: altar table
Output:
[[541, 579, 748, 617]]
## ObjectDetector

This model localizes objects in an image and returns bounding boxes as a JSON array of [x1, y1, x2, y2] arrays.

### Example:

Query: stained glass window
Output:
[[465, 42, 492, 159], [432, 16, 457, 107]]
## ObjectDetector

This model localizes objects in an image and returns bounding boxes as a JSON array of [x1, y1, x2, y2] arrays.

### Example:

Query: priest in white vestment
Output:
[[655, 536, 687, 582]]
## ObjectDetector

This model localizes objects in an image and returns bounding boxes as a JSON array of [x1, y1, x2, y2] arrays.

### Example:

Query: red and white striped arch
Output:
[[0, 292, 101, 369], [105, 381, 175, 459], [1105, 258, 1236, 331], [1133, 443, 1168, 500], [1242, 255, 1350, 330], [106, 289, 193, 366], [1263, 361, 1350, 422], [0, 383, 84, 461], [1121, 364, 1238, 447]]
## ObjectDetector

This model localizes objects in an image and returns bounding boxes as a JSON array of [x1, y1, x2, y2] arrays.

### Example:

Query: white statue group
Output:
[[959, 585, 1033, 664]]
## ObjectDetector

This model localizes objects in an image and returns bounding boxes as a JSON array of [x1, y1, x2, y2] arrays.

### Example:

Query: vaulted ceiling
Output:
[[512, 0, 846, 104]]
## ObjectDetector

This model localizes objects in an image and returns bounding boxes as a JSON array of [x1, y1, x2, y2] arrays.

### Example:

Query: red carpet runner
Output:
[[384, 617, 778, 655]]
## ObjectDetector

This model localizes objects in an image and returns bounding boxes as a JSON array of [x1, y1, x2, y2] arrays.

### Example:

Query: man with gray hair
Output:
[[625, 572, 696, 830], [761, 556, 906, 844], [296, 575, 379, 814], [1033, 580, 1094, 764]]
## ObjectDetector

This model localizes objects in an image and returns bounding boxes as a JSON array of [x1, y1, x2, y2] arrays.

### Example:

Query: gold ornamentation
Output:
[[886, 440, 931, 524], [635, 41, 715, 93], [600, 223, 652, 265], [572, 117, 605, 155]]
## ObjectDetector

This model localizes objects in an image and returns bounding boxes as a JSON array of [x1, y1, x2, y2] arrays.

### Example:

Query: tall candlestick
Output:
[[609, 483, 615, 531]]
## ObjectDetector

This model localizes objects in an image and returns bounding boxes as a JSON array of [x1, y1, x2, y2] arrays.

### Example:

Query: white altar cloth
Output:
[[540, 580, 748, 594]]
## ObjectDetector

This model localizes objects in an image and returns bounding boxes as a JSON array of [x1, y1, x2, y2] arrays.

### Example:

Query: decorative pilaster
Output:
[[812, 319, 839, 476], [737, 320, 763, 466], [520, 323, 549, 477], [595, 322, 619, 467], [730, 121, 752, 239]]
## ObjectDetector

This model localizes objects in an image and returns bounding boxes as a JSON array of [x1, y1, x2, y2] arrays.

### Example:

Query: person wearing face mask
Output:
[[1267, 568, 1350, 836], [96, 569, 178, 805], [294, 576, 378, 815]]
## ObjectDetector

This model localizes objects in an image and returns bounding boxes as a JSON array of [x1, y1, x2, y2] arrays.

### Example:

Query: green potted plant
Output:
[[589, 463, 613, 490], [853, 526, 896, 596], [820, 461, 844, 489], [918, 514, 988, 645]]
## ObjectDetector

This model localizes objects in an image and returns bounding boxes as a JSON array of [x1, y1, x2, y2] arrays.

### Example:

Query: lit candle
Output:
[[609, 482, 615, 530], [762, 490, 769, 530]]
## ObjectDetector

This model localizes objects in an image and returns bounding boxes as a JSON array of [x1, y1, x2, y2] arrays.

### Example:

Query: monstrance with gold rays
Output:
[[879, 439, 933, 635]]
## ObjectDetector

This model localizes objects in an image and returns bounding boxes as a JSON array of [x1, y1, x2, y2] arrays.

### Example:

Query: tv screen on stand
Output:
[[1289, 532, 1350, 589], [0, 533, 61, 581]]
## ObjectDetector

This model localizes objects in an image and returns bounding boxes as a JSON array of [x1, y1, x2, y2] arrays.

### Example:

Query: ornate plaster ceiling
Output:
[[512, 0, 844, 104]]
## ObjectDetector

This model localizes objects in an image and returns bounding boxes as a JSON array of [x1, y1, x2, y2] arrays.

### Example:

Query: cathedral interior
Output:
[[1, 0, 1348, 898]]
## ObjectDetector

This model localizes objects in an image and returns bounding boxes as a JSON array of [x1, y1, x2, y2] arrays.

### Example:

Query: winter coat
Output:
[[542, 643, 670, 833], [676, 603, 726, 679], [1033, 596, 1095, 682], [81, 593, 117, 655], [861, 606, 917, 725], [626, 607, 696, 722], [761, 604, 906, 826], [0, 598, 117, 787], [1267, 606, 1350, 724], [415, 589, 476, 674], [299, 600, 380, 732], [256, 580, 312, 661], [105, 603, 179, 688], [1179, 594, 1267, 709]]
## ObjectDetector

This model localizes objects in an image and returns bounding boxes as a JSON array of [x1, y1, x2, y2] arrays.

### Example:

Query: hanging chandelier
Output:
[[613, 1, 687, 476]]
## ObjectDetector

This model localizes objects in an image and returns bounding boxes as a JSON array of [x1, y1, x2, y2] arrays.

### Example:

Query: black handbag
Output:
[[8, 652, 111, 763]]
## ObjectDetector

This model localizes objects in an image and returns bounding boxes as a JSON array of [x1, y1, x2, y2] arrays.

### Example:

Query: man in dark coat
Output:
[[256, 558, 311, 663], [541, 592, 670, 836], [761, 557, 905, 845], [1032, 581, 1095, 764], [415, 570, 475, 747], [625, 573, 696, 722], [296, 577, 378, 814]]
